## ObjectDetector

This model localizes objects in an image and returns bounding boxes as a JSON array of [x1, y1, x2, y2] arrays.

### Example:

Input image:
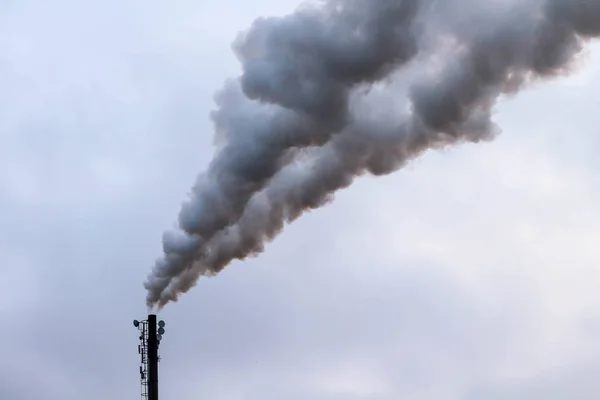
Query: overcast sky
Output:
[[2, 1, 600, 399]]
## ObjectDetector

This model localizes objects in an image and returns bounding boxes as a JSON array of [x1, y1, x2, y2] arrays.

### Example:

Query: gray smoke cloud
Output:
[[144, 0, 600, 308]]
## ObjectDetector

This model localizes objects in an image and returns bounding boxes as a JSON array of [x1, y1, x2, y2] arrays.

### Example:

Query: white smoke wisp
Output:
[[144, 0, 600, 308]]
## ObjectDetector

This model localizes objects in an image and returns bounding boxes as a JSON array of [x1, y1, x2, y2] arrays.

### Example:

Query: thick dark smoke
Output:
[[144, 0, 600, 308]]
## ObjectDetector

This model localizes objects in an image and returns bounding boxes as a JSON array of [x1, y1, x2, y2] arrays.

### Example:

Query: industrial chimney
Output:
[[134, 315, 166, 400]]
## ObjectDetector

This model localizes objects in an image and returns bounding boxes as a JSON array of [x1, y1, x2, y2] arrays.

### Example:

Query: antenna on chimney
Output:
[[134, 315, 166, 400]]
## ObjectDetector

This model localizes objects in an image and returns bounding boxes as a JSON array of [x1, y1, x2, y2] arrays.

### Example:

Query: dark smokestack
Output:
[[144, 0, 600, 308], [147, 314, 159, 400]]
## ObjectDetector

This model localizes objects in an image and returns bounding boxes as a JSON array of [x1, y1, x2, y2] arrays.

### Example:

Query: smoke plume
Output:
[[144, 0, 600, 308]]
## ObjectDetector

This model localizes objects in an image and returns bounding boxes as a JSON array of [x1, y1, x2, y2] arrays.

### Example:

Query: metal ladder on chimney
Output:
[[138, 320, 149, 400]]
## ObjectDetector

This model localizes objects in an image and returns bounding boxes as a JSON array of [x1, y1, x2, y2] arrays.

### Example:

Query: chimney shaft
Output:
[[147, 314, 159, 400]]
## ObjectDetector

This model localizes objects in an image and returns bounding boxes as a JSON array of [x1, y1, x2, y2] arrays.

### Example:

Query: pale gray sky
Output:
[[1, 1, 600, 399]]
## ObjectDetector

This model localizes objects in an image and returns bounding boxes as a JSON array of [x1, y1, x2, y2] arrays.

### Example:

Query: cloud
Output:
[[1, 1, 600, 400]]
